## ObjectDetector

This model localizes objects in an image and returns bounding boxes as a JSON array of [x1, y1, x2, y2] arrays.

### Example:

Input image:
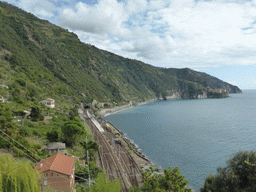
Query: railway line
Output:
[[82, 109, 142, 191], [104, 129, 141, 187]]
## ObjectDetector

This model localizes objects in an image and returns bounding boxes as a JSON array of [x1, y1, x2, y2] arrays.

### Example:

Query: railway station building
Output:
[[35, 154, 75, 192]]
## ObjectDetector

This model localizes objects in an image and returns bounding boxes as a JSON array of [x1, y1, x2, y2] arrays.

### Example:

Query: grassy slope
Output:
[[0, 2, 241, 108]]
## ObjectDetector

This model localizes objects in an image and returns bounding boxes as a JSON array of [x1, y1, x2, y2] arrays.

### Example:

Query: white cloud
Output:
[[3, 0, 256, 70], [147, 0, 169, 10], [16, 0, 57, 18], [252, 78, 256, 85], [150, 0, 256, 67], [125, 0, 148, 14], [56, 0, 256, 68], [123, 27, 174, 60], [58, 0, 130, 36]]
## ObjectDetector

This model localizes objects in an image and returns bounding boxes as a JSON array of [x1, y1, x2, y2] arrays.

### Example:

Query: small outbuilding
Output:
[[47, 142, 68, 156]]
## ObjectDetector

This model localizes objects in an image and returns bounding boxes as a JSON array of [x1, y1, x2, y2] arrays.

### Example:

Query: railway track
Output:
[[82, 109, 142, 191], [104, 130, 142, 187]]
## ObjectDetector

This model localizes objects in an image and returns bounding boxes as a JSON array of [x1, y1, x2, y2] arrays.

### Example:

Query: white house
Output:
[[39, 98, 55, 108]]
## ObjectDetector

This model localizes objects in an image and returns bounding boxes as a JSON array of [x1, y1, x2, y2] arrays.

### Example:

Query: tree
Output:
[[0, 103, 16, 136], [89, 172, 122, 192], [80, 140, 99, 161], [46, 129, 59, 142], [0, 104, 16, 149], [70, 106, 79, 120], [140, 173, 163, 192], [131, 167, 192, 192], [76, 172, 121, 192], [200, 151, 256, 192], [0, 154, 41, 192], [61, 120, 85, 146], [30, 106, 43, 121], [160, 167, 191, 192]]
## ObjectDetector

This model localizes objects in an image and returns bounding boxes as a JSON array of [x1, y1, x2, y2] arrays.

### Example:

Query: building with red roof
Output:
[[35, 154, 75, 192]]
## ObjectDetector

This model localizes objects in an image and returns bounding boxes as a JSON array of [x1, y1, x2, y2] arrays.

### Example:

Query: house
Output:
[[39, 98, 55, 108], [47, 142, 68, 156], [35, 154, 75, 192]]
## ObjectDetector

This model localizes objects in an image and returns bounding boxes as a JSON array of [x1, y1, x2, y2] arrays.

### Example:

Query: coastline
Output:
[[98, 98, 157, 117], [97, 99, 158, 169], [96, 91, 237, 172], [97, 88, 237, 118]]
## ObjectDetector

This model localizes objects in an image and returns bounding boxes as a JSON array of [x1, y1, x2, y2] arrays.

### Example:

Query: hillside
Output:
[[0, 1, 242, 108]]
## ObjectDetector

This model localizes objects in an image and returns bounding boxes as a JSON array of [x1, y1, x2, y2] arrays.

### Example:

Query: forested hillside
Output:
[[0, 1, 241, 108]]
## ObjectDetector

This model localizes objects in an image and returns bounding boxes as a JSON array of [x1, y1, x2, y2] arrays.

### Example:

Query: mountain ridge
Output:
[[0, 1, 242, 108]]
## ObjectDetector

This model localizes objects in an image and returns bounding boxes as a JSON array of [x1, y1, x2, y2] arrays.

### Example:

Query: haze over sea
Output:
[[104, 90, 256, 191]]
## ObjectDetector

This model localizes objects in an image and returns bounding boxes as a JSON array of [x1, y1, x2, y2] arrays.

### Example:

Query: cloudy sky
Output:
[[4, 0, 256, 89]]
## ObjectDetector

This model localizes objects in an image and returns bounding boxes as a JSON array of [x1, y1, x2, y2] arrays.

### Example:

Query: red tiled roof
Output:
[[35, 154, 75, 175]]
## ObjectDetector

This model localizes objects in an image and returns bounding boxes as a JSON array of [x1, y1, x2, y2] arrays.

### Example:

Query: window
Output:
[[46, 173, 48, 177], [44, 179, 48, 185], [51, 173, 53, 176]]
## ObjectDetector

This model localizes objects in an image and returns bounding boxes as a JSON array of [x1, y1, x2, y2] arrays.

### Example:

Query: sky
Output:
[[3, 0, 256, 89]]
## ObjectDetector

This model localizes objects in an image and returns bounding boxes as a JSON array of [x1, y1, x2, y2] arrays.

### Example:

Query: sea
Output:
[[104, 89, 256, 191]]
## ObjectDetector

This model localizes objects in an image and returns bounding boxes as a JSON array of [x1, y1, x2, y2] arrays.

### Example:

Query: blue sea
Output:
[[104, 90, 256, 191]]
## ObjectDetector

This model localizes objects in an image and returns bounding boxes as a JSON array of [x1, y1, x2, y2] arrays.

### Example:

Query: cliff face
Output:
[[160, 68, 241, 100], [163, 89, 228, 100], [0, 2, 242, 106]]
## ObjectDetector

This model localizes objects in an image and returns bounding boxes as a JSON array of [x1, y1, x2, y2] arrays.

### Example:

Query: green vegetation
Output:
[[30, 106, 43, 121], [80, 140, 99, 162], [0, 103, 42, 160], [0, 103, 15, 136], [0, 1, 241, 110], [61, 120, 85, 146], [0, 154, 41, 192], [0, 100, 104, 191], [76, 172, 122, 192], [46, 128, 59, 142], [200, 151, 256, 192], [0, 2, 246, 192], [131, 167, 192, 192]]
